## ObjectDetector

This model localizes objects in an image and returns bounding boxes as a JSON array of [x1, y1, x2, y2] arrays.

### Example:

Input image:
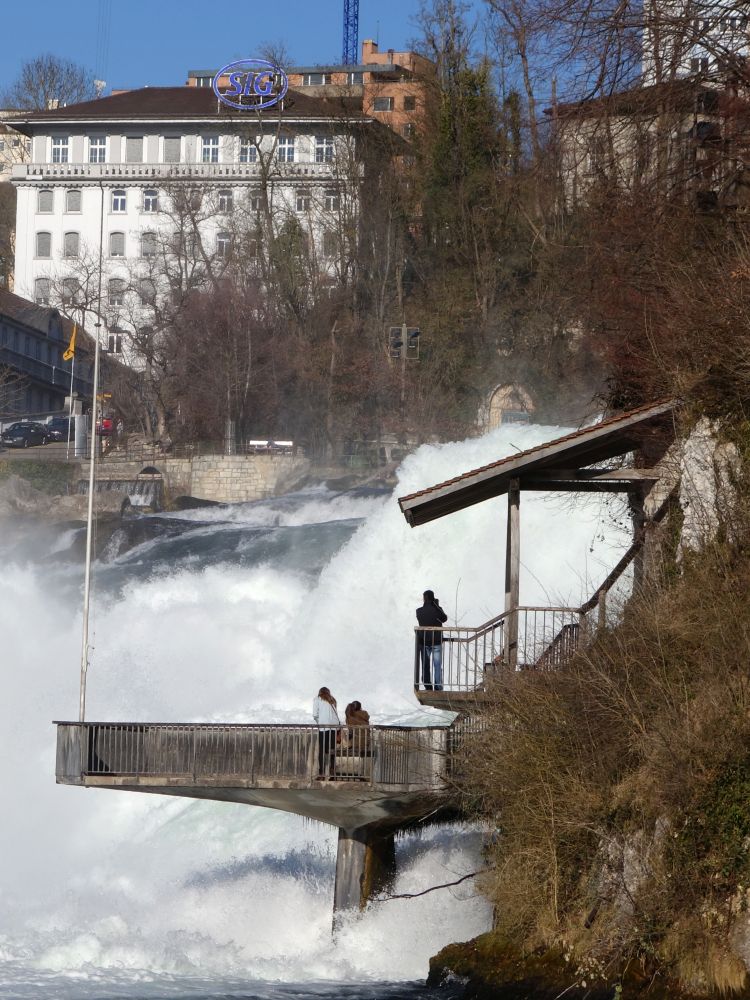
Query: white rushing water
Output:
[[0, 424, 629, 998]]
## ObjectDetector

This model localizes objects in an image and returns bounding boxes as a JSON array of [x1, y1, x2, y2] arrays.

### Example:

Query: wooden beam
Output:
[[504, 478, 520, 670]]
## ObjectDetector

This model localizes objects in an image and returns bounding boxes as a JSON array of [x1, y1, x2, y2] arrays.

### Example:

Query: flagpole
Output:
[[65, 336, 76, 461], [79, 184, 104, 724]]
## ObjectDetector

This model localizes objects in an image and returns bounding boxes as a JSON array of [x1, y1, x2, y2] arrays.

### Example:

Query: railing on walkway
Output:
[[55, 722, 449, 789], [413, 606, 583, 693]]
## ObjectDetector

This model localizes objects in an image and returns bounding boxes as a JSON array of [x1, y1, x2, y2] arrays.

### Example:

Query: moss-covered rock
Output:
[[428, 934, 750, 1000]]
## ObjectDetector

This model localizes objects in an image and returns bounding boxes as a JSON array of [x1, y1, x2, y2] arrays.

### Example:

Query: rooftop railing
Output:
[[56, 722, 450, 790]]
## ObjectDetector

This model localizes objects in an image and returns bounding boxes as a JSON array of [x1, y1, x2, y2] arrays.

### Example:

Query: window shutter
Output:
[[126, 137, 143, 163], [35, 278, 50, 304], [38, 189, 53, 212], [142, 232, 157, 257], [36, 232, 51, 257], [66, 190, 81, 212], [64, 232, 79, 256], [164, 137, 181, 162], [110, 232, 125, 256]]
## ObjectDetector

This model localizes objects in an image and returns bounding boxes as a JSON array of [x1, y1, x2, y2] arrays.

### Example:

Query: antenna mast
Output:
[[343, 0, 360, 65]]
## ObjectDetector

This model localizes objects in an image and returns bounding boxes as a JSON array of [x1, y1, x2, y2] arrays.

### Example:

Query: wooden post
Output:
[[504, 478, 521, 669], [632, 490, 646, 591]]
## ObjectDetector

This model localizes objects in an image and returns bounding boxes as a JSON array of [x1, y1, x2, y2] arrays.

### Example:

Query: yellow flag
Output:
[[63, 324, 77, 362]]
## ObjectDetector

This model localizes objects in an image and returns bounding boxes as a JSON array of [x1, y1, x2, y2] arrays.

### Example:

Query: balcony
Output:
[[12, 161, 343, 182], [413, 605, 586, 709]]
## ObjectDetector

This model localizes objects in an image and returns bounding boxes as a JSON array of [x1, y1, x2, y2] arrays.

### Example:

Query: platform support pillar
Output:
[[333, 825, 396, 916]]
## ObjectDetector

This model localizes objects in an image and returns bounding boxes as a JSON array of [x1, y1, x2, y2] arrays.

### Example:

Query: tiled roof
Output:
[[6, 87, 367, 126], [0, 288, 92, 347], [398, 399, 677, 526]]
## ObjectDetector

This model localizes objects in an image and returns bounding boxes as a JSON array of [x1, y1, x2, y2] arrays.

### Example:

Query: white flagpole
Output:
[[66, 350, 75, 461]]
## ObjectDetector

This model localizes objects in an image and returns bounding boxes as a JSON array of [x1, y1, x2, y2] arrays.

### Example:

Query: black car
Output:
[[45, 416, 74, 442], [1, 422, 52, 448]]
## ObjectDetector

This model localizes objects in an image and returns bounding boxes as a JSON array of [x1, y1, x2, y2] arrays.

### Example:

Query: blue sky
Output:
[[0, 0, 486, 95]]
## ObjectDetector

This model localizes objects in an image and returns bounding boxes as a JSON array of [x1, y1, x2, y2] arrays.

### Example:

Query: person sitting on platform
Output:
[[416, 589, 448, 690], [312, 686, 340, 779], [345, 700, 371, 754]]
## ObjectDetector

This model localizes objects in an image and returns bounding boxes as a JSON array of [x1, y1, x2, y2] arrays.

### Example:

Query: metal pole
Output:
[[65, 352, 75, 461], [79, 182, 105, 723]]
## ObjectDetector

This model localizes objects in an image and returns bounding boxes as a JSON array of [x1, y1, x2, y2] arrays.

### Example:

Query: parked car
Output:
[[1, 422, 52, 448], [45, 415, 74, 441]]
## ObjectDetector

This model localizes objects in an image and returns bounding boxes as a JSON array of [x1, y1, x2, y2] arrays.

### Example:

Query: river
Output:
[[0, 423, 628, 999]]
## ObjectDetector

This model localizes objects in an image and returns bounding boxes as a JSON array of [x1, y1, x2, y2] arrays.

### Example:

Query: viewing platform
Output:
[[55, 720, 458, 913]]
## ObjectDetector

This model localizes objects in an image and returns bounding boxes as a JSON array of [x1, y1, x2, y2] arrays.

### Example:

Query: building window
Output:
[[63, 231, 80, 257], [194, 76, 213, 88], [34, 277, 50, 305], [302, 73, 330, 86], [141, 231, 158, 257], [89, 136, 106, 163], [37, 189, 53, 213], [348, 71, 363, 85], [323, 231, 337, 258], [109, 231, 125, 257], [126, 136, 143, 163], [143, 188, 158, 213], [163, 136, 181, 163], [201, 136, 219, 163], [277, 136, 295, 162], [373, 96, 394, 112], [36, 231, 52, 258], [324, 189, 340, 211], [402, 123, 415, 139], [111, 189, 126, 213], [315, 136, 334, 163], [139, 278, 156, 305], [239, 138, 257, 163], [51, 137, 69, 163], [65, 189, 81, 212], [250, 193, 262, 212], [296, 192, 311, 212], [403, 95, 416, 111], [218, 188, 233, 212], [216, 231, 231, 258], [62, 277, 81, 305], [108, 278, 126, 306], [108, 331, 123, 354]]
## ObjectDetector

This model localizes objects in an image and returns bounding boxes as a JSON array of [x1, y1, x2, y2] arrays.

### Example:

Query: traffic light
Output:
[[389, 326, 420, 359], [389, 326, 403, 358], [406, 327, 420, 359]]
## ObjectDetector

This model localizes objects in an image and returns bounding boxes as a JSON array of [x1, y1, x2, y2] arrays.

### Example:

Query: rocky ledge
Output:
[[428, 934, 750, 1000]]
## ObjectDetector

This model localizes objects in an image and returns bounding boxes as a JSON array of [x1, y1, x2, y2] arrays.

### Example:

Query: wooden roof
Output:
[[398, 400, 677, 527]]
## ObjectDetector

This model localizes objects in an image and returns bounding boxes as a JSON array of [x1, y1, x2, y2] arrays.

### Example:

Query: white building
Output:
[[7, 86, 373, 364], [642, 0, 750, 83]]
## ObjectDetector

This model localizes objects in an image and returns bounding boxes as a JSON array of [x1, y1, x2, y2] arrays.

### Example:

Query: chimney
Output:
[[362, 39, 378, 61]]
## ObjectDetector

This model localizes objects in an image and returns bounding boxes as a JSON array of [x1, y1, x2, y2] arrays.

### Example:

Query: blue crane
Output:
[[343, 0, 360, 65]]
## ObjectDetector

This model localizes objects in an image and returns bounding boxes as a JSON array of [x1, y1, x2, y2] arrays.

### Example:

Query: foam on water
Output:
[[0, 424, 629, 997]]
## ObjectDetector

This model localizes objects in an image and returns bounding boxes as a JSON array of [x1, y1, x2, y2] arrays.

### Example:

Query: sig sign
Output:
[[213, 59, 289, 111]]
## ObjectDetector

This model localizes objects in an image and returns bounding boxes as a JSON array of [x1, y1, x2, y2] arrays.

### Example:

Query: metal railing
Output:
[[414, 606, 584, 694], [55, 722, 449, 789]]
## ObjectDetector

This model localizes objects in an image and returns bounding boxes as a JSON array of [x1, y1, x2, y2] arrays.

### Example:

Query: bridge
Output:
[[54, 399, 680, 917]]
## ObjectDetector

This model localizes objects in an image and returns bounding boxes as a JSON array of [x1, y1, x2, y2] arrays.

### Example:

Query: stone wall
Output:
[[189, 454, 309, 502], [94, 454, 309, 504]]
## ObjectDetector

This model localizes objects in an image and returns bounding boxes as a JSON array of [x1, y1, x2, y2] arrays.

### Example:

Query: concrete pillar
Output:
[[333, 826, 396, 915]]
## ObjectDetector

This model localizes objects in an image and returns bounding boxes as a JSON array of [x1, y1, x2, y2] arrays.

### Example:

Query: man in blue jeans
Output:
[[416, 590, 448, 690]]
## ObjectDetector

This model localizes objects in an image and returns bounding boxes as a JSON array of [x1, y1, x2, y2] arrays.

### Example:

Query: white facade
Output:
[[9, 90, 366, 365], [642, 0, 750, 83]]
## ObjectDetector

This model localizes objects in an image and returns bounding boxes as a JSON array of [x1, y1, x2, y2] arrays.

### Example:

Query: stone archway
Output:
[[486, 384, 535, 430]]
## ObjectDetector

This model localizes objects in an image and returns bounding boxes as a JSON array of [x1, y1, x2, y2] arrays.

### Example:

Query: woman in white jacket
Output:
[[313, 686, 340, 779]]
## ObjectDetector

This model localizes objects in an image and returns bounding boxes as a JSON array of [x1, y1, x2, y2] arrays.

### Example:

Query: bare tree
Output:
[[2, 54, 96, 111]]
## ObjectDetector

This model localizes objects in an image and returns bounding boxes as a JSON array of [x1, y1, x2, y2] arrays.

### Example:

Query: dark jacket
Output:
[[416, 600, 448, 646]]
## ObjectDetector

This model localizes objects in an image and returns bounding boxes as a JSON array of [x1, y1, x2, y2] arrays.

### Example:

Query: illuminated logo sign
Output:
[[213, 59, 288, 111]]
